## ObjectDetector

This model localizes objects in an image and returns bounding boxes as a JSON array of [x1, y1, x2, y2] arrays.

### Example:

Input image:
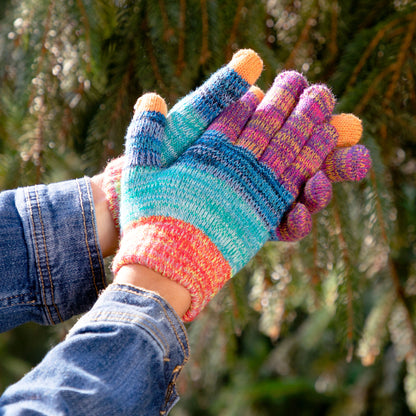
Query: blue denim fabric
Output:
[[0, 284, 190, 415], [0, 178, 107, 332]]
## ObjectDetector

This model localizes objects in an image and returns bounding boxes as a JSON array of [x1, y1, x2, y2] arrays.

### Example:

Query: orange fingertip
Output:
[[228, 49, 263, 86], [134, 93, 168, 116], [330, 113, 363, 147], [249, 85, 265, 103]]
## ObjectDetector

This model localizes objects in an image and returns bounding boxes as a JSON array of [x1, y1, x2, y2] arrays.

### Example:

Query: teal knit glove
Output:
[[113, 71, 339, 321]]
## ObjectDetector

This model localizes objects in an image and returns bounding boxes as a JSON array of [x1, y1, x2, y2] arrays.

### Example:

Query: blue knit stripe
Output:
[[162, 67, 250, 165], [190, 67, 250, 123], [121, 166, 268, 274], [175, 131, 295, 231], [124, 110, 166, 168]]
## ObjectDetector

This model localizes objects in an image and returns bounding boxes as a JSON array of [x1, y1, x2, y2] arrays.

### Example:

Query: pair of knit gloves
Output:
[[102, 49, 371, 321]]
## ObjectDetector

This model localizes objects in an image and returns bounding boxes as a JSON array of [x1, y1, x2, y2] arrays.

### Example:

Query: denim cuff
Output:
[[15, 178, 107, 325], [70, 284, 190, 414]]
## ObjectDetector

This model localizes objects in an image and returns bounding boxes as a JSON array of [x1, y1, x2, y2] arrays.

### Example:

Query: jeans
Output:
[[0, 179, 189, 415]]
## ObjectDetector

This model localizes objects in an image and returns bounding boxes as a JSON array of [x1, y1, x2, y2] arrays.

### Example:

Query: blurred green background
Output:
[[0, 0, 416, 414]]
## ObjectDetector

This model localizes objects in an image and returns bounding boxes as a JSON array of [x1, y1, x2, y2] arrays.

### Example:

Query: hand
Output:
[[101, 118, 371, 246], [113, 71, 342, 321], [101, 94, 371, 246]]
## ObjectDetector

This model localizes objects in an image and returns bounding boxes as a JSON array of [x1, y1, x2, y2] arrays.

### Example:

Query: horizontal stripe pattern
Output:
[[114, 217, 232, 322], [162, 66, 251, 165]]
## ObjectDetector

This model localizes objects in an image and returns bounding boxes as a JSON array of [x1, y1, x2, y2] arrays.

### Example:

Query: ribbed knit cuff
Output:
[[112, 216, 232, 321]]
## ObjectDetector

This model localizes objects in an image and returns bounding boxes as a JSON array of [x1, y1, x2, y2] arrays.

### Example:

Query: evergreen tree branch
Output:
[[353, 62, 396, 114], [406, 64, 416, 107], [332, 195, 355, 362], [26, 0, 56, 182], [346, 17, 401, 91], [328, 2, 338, 60], [225, 0, 245, 61], [142, 15, 169, 97], [383, 13, 416, 109], [174, 0, 187, 77], [283, 1, 319, 70], [369, 166, 416, 357], [199, 0, 210, 64], [157, 0, 174, 40], [76, 0, 92, 73], [312, 217, 320, 287], [27, 0, 55, 108]]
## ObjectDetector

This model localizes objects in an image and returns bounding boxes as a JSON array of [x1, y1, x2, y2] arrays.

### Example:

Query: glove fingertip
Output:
[[134, 92, 167, 116], [249, 85, 265, 102], [274, 203, 312, 242], [302, 171, 332, 213], [228, 49, 263, 85], [330, 113, 363, 147]]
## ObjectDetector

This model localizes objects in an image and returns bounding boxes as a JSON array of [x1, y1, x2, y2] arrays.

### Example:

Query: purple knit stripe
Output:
[[235, 71, 308, 157], [259, 85, 335, 175], [300, 170, 332, 213], [279, 123, 338, 198], [322, 145, 371, 182], [206, 90, 260, 144]]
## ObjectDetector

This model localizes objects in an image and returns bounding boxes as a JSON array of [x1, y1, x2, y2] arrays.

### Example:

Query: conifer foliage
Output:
[[0, 0, 415, 414]]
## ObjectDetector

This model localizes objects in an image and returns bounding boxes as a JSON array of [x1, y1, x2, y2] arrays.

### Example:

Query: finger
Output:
[[279, 122, 338, 198], [163, 49, 263, 165], [322, 145, 371, 182], [299, 170, 332, 213], [259, 84, 336, 175], [205, 86, 264, 144], [124, 93, 167, 168], [330, 113, 363, 147], [234, 70, 308, 156], [272, 203, 312, 242]]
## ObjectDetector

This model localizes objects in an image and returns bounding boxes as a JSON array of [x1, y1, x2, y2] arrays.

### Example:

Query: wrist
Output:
[[114, 264, 191, 318]]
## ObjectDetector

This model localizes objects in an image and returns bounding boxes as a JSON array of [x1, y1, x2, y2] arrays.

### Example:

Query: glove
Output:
[[113, 71, 341, 321]]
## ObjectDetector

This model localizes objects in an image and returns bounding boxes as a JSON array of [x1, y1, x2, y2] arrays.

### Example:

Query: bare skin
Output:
[[90, 174, 191, 318]]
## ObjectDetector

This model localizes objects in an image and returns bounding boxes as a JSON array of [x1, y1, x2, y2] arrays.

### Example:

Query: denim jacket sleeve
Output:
[[0, 284, 190, 416], [0, 178, 107, 332]]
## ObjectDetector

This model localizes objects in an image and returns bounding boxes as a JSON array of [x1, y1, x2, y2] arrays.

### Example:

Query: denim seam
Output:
[[25, 187, 62, 325], [162, 364, 183, 414], [82, 178, 107, 291], [1, 294, 36, 301], [76, 179, 106, 296], [0, 299, 37, 307], [109, 286, 190, 360]]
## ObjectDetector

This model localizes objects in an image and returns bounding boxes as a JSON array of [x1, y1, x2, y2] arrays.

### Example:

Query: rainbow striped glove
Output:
[[104, 119, 371, 242], [113, 71, 344, 321], [103, 110, 371, 242]]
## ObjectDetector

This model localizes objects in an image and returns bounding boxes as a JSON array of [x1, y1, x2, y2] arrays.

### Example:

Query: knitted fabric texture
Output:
[[103, 49, 263, 231], [114, 71, 347, 321], [103, 108, 371, 242]]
